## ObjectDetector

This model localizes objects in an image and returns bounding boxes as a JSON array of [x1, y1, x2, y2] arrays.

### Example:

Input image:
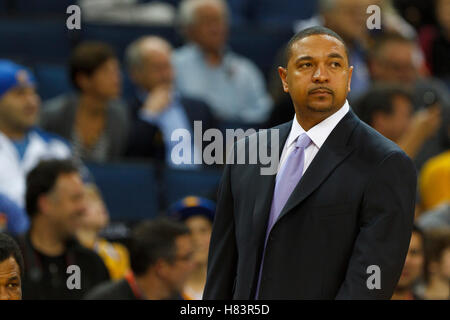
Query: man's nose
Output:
[[312, 64, 329, 83]]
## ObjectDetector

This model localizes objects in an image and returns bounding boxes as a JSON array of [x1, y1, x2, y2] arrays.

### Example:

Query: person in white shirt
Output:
[[0, 60, 71, 216]]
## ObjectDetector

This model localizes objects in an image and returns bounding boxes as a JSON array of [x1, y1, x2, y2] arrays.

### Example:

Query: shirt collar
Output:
[[286, 100, 350, 149]]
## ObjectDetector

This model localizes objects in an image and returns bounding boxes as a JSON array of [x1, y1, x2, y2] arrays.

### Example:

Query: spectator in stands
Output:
[[368, 33, 450, 169], [125, 36, 216, 167], [0, 193, 29, 235], [169, 196, 214, 300], [18, 159, 110, 299], [419, 0, 450, 80], [417, 202, 450, 230], [0, 233, 24, 300], [419, 149, 450, 212], [174, 0, 273, 127], [353, 84, 440, 160], [420, 228, 450, 299], [41, 42, 129, 163], [76, 183, 130, 280], [392, 225, 426, 300], [0, 60, 71, 214], [85, 218, 195, 300]]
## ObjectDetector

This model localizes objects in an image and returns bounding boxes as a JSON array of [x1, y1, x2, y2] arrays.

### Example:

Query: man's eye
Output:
[[300, 63, 312, 68], [7, 283, 19, 288], [331, 62, 341, 67]]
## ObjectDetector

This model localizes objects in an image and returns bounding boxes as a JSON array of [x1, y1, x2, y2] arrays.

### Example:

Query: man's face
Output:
[[0, 86, 40, 133], [371, 41, 418, 85], [323, 0, 370, 42], [188, 3, 228, 53], [162, 234, 195, 295], [79, 58, 121, 99], [0, 256, 21, 300], [372, 94, 413, 142], [44, 173, 86, 240], [436, 0, 450, 33], [279, 34, 353, 117], [397, 232, 424, 289], [185, 215, 212, 266], [137, 47, 174, 91]]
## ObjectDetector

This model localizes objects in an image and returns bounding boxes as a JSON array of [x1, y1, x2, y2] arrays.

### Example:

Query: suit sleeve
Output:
[[335, 151, 417, 299], [203, 161, 238, 299]]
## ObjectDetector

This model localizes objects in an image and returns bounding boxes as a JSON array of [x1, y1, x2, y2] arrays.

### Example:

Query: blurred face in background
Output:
[[372, 94, 414, 142], [135, 42, 174, 92], [78, 185, 109, 233], [77, 58, 121, 100], [0, 85, 40, 135], [0, 256, 21, 300], [370, 40, 419, 85], [322, 0, 370, 43], [184, 215, 213, 267], [160, 234, 195, 295], [397, 232, 424, 290], [187, 2, 228, 54], [40, 173, 86, 241], [436, 0, 450, 34]]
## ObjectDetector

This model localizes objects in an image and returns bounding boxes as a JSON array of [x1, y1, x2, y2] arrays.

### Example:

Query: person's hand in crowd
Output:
[[410, 104, 442, 140], [143, 84, 172, 116], [398, 104, 442, 159]]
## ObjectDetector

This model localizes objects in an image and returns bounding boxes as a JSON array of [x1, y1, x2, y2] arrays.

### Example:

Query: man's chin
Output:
[[306, 102, 334, 113]]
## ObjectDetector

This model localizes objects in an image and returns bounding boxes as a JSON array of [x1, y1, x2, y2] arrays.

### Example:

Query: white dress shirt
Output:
[[277, 100, 350, 176]]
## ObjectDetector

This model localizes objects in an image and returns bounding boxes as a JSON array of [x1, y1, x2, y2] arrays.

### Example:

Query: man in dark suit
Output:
[[203, 26, 418, 300], [124, 36, 216, 166]]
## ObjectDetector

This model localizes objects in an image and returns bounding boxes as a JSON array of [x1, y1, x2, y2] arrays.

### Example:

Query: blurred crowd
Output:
[[0, 0, 449, 300]]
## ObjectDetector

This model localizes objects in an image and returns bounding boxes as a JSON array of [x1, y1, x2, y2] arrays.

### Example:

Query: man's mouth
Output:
[[309, 88, 333, 95]]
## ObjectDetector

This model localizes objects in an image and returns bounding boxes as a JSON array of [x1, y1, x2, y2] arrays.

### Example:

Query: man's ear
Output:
[[75, 73, 90, 91], [278, 66, 289, 93], [37, 194, 50, 216], [347, 66, 354, 93]]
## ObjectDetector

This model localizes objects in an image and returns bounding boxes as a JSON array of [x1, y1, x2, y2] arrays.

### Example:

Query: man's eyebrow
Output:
[[8, 276, 20, 281], [328, 53, 345, 60], [294, 56, 314, 64]]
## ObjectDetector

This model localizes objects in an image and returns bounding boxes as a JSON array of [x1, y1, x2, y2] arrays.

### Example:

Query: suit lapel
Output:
[[275, 110, 360, 225]]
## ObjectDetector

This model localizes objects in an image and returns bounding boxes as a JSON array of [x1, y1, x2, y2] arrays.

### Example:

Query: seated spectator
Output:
[[18, 159, 110, 299], [125, 36, 216, 167], [419, 0, 450, 80], [368, 32, 450, 169], [0, 60, 71, 210], [85, 218, 195, 300], [419, 149, 450, 212], [0, 193, 29, 235], [0, 233, 24, 300], [174, 0, 273, 127], [168, 196, 214, 300], [41, 42, 130, 163], [392, 225, 426, 300], [76, 183, 130, 280], [420, 228, 450, 299], [354, 84, 440, 160]]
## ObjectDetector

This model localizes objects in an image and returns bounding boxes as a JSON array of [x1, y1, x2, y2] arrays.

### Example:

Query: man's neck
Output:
[[200, 47, 223, 67], [425, 275, 450, 299], [0, 123, 27, 141], [185, 262, 207, 293], [29, 218, 66, 256], [78, 93, 108, 117], [135, 272, 171, 300]]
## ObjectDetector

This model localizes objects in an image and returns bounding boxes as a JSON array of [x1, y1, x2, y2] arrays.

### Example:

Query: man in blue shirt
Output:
[[174, 0, 273, 127]]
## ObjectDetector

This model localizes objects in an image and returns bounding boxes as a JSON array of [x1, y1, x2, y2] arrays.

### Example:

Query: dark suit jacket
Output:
[[203, 109, 417, 300], [125, 93, 217, 161]]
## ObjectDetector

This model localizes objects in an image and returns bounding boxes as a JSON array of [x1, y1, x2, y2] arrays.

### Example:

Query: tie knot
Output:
[[295, 133, 311, 149]]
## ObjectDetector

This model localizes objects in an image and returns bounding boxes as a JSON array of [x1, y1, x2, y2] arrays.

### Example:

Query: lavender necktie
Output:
[[255, 132, 312, 299]]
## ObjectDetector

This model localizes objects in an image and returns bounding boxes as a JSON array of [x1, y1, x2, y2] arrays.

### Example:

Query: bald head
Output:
[[126, 36, 174, 91]]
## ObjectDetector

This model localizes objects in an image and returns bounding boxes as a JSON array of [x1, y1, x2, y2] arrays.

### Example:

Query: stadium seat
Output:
[[14, 0, 76, 15], [81, 23, 181, 62], [162, 167, 222, 207], [34, 63, 72, 101], [86, 162, 160, 222], [0, 18, 77, 64]]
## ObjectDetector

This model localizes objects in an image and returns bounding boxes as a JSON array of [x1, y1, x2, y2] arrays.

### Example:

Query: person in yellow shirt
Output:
[[419, 150, 450, 212], [77, 183, 130, 280]]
